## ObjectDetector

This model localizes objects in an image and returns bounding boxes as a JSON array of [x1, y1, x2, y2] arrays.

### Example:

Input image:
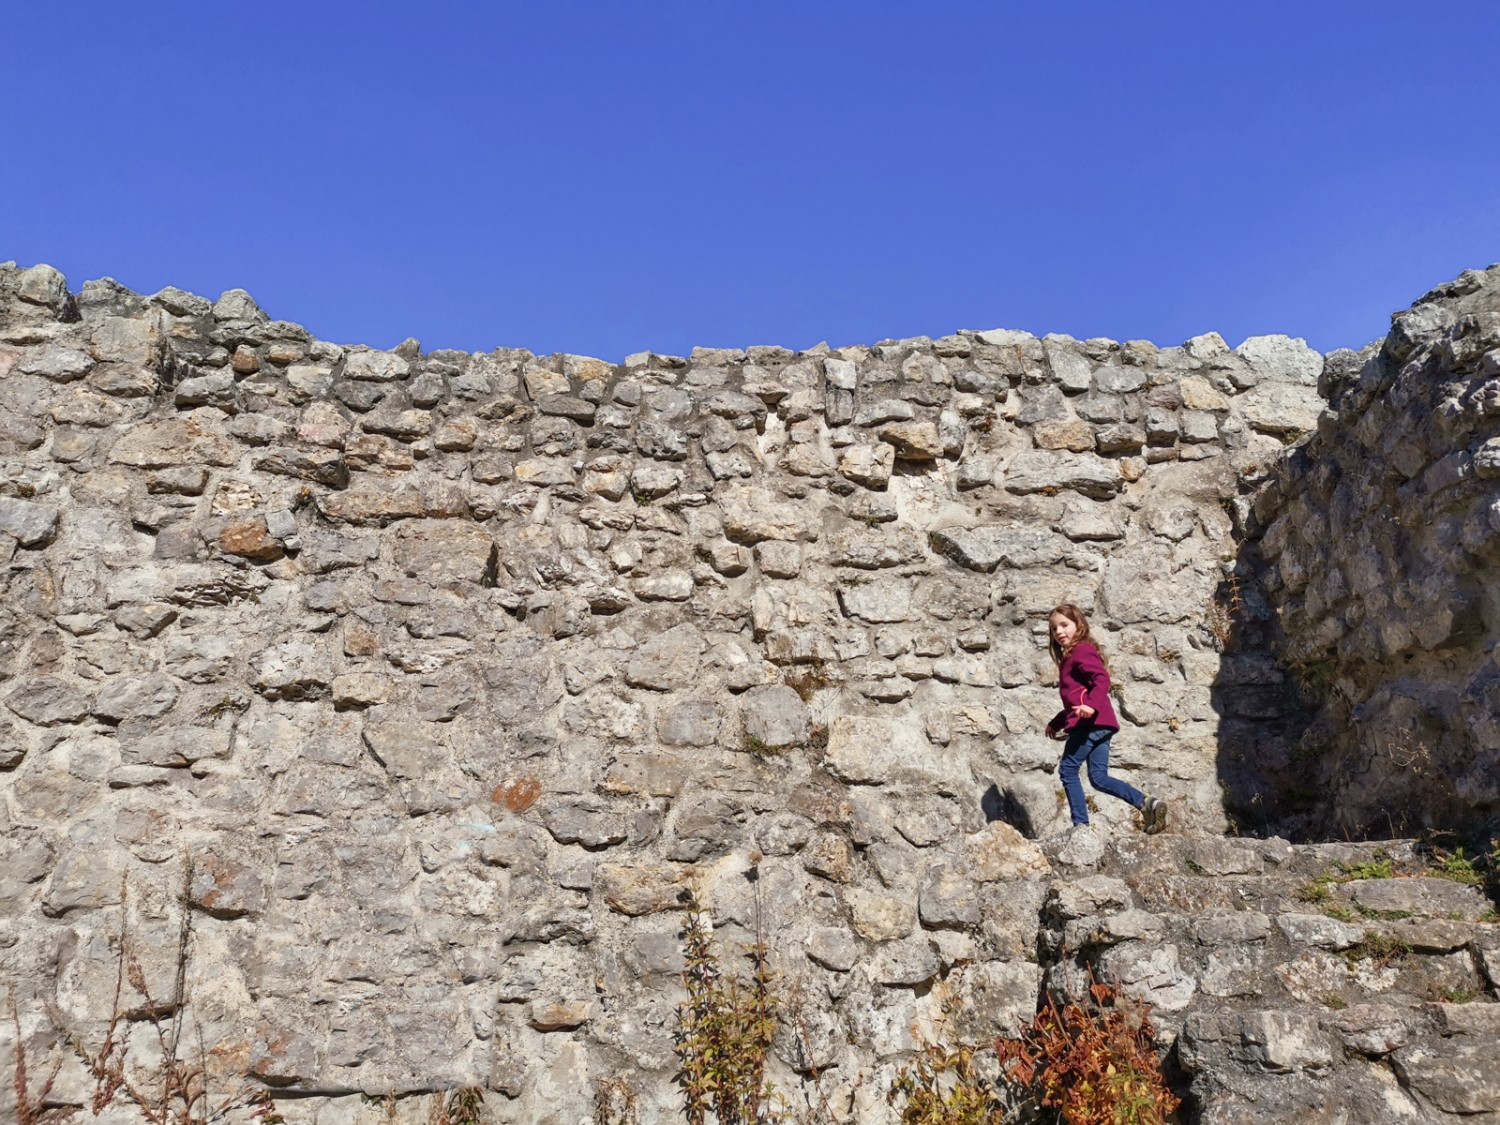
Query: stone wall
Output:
[[1, 260, 1496, 1122], [1247, 265, 1500, 843]]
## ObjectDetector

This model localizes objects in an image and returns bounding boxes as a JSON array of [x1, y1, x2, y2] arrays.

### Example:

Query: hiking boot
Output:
[[1143, 796, 1168, 835]]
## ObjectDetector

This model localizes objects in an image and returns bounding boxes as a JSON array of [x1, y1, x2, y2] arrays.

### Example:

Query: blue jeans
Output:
[[1059, 726, 1144, 826]]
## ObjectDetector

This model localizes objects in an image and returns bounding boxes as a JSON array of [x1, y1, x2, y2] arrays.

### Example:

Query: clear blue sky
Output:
[[7, 3, 1498, 360]]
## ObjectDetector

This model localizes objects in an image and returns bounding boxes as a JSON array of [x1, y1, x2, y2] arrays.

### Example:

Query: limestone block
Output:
[[1350, 876, 1491, 921], [1003, 450, 1122, 499], [252, 639, 331, 701], [720, 484, 822, 543], [805, 926, 862, 972], [391, 520, 497, 585], [657, 701, 721, 746], [542, 798, 629, 848], [929, 525, 1068, 573], [855, 398, 913, 426], [0, 496, 59, 546], [599, 863, 691, 916], [1233, 381, 1323, 436], [801, 832, 853, 883], [624, 624, 706, 691], [879, 420, 943, 460], [825, 715, 928, 784], [15, 263, 69, 311], [966, 822, 1051, 881], [5, 676, 91, 726], [1239, 1010, 1335, 1072], [870, 937, 940, 986], [918, 863, 980, 929], [837, 579, 912, 623], [741, 684, 809, 748], [1235, 334, 1323, 385], [91, 674, 178, 724], [1033, 420, 1096, 451], [342, 348, 409, 382], [20, 345, 92, 381], [107, 414, 238, 467]]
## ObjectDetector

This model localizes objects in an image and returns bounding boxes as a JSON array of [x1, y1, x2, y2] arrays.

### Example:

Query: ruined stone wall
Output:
[[2, 260, 1497, 1123], [1248, 265, 1500, 844]]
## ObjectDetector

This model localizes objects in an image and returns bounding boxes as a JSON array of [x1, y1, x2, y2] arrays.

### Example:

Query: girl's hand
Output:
[[1071, 704, 1096, 719]]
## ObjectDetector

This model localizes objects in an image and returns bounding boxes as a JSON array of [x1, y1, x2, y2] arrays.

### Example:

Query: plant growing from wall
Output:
[[994, 978, 1179, 1125], [8, 869, 290, 1125], [886, 1041, 1003, 1125], [672, 909, 781, 1125]]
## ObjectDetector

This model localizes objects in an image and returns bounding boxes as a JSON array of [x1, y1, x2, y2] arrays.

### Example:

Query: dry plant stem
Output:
[[593, 1077, 640, 1125], [54, 863, 283, 1125], [11, 992, 61, 1125]]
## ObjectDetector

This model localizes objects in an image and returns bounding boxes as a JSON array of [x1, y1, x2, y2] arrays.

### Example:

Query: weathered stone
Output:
[[624, 624, 705, 691], [109, 415, 238, 467], [805, 926, 862, 972], [1033, 420, 1096, 451], [1391, 1041, 1500, 1114], [0, 496, 60, 546], [20, 345, 92, 381], [543, 799, 630, 848], [879, 421, 943, 460], [599, 863, 690, 916], [120, 727, 232, 767], [1350, 877, 1490, 921], [316, 484, 428, 525], [218, 518, 284, 562], [342, 348, 409, 382], [392, 520, 497, 585], [929, 525, 1068, 573], [1003, 450, 1122, 499], [1234, 381, 1322, 436], [720, 485, 822, 543], [92, 675, 178, 724], [6, 677, 91, 725], [15, 263, 70, 311], [1235, 334, 1323, 385], [838, 443, 895, 489], [741, 685, 809, 748], [1332, 1004, 1410, 1056]]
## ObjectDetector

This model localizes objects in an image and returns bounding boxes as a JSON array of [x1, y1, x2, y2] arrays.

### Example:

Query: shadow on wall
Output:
[[1206, 530, 1324, 842], [982, 783, 1037, 839], [1208, 464, 1484, 847]]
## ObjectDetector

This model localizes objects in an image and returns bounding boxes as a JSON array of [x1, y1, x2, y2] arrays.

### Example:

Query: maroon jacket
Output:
[[1046, 641, 1119, 738]]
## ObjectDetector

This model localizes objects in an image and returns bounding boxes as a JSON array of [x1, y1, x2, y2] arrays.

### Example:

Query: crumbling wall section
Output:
[[1249, 265, 1500, 842]]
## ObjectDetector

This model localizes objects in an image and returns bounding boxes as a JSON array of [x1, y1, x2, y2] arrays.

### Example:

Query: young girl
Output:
[[1045, 604, 1167, 835]]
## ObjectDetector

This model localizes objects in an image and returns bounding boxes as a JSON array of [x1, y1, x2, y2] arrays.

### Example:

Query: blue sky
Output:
[[7, 3, 1498, 360]]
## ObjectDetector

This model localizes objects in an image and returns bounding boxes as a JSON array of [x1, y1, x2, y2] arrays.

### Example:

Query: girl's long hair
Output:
[[1047, 603, 1107, 670]]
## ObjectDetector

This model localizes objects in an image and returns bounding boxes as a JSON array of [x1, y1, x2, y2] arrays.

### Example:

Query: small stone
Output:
[[755, 541, 802, 579], [838, 443, 895, 489], [331, 673, 390, 710], [231, 345, 261, 375], [529, 1000, 593, 1031], [1033, 421, 1095, 451], [599, 863, 690, 915], [218, 518, 284, 562], [6, 677, 91, 726], [0, 497, 60, 547], [741, 685, 809, 749], [880, 421, 943, 460]]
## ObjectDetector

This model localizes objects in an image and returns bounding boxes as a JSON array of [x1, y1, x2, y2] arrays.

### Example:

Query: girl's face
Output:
[[1049, 613, 1080, 648]]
